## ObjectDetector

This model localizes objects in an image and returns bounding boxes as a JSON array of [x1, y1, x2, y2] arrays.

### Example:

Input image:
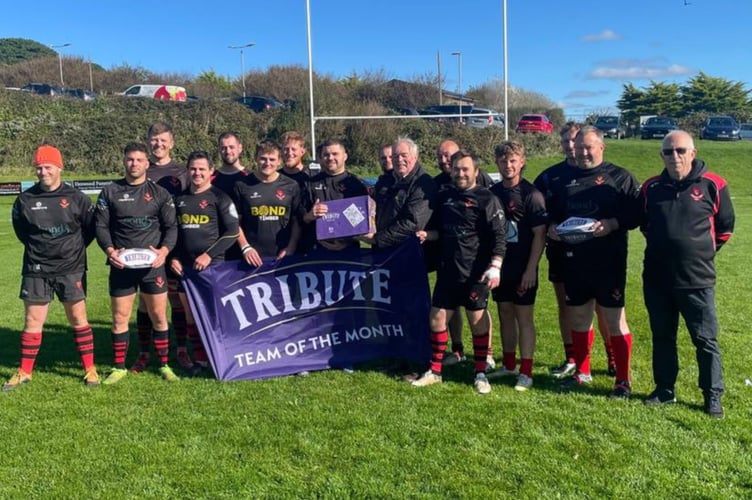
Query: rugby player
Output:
[[534, 122, 617, 378], [4, 145, 99, 391], [171, 150, 240, 376], [545, 126, 641, 398], [303, 139, 370, 252], [234, 140, 304, 264], [488, 141, 547, 391], [95, 142, 178, 384], [132, 122, 191, 373], [212, 131, 248, 196], [413, 150, 506, 394]]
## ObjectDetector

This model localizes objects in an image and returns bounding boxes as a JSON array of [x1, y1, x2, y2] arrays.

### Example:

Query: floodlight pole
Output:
[[228, 43, 255, 100], [50, 43, 71, 87], [452, 51, 462, 122], [306, 0, 317, 160], [502, 0, 509, 139]]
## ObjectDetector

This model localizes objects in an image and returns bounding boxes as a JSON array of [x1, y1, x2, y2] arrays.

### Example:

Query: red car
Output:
[[515, 114, 554, 134]]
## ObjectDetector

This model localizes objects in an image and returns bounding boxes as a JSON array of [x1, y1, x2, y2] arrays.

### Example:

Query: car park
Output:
[[235, 95, 285, 112], [466, 108, 505, 128], [740, 123, 752, 140], [515, 114, 554, 134], [700, 116, 741, 140], [640, 116, 677, 139], [594, 115, 626, 139]]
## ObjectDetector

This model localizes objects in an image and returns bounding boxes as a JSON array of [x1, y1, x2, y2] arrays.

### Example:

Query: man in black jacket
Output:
[[640, 130, 734, 418], [365, 137, 436, 248]]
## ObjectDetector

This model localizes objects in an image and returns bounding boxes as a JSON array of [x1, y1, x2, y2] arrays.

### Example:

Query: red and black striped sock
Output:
[[429, 330, 448, 374], [73, 325, 95, 370], [111, 330, 129, 369], [153, 329, 170, 367], [20, 331, 42, 374], [136, 311, 152, 355], [187, 324, 208, 363], [611, 333, 633, 382], [472, 332, 490, 374]]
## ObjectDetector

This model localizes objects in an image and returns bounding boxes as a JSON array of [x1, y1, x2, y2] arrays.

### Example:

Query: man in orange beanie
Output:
[[4, 144, 100, 390]]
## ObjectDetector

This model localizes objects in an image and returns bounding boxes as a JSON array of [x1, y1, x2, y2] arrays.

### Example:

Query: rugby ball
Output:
[[555, 217, 597, 244], [119, 248, 158, 269]]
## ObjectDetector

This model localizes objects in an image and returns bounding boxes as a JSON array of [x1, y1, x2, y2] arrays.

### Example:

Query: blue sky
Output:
[[2, 0, 749, 118]]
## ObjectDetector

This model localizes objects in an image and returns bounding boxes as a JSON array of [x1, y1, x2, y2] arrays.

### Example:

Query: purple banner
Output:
[[182, 238, 431, 381]]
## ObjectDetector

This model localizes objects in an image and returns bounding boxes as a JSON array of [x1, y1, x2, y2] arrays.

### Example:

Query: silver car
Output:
[[740, 123, 752, 140], [467, 108, 505, 128]]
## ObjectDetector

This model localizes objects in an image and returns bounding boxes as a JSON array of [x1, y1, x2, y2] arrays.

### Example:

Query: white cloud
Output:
[[564, 90, 610, 99], [582, 30, 620, 42], [587, 61, 693, 80]]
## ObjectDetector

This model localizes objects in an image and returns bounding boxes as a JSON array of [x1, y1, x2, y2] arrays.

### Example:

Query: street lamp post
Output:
[[451, 51, 462, 122], [50, 43, 72, 87], [228, 43, 255, 101]]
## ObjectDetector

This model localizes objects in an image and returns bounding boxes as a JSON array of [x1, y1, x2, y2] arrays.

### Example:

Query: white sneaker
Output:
[[411, 370, 442, 387], [551, 360, 576, 379], [485, 355, 497, 372], [487, 366, 519, 379], [514, 373, 533, 391], [474, 372, 492, 395]]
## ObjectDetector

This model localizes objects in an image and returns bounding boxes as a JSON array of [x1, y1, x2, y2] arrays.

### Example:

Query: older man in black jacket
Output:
[[640, 130, 735, 418]]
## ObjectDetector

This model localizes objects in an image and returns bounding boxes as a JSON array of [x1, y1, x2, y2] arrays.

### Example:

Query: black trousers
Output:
[[643, 285, 724, 394]]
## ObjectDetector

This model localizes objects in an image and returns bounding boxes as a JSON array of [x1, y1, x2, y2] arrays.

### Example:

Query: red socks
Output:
[[572, 328, 595, 375], [429, 330, 448, 374]]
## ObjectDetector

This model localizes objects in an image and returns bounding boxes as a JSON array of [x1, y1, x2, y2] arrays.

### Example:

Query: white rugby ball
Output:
[[555, 217, 597, 244], [119, 248, 158, 269]]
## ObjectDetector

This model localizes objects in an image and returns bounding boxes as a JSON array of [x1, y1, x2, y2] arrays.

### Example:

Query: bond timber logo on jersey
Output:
[[611, 288, 623, 301], [59, 198, 70, 209], [690, 187, 704, 201], [199, 199, 209, 209], [155, 276, 165, 288], [275, 189, 286, 201], [594, 175, 606, 185], [144, 192, 153, 203]]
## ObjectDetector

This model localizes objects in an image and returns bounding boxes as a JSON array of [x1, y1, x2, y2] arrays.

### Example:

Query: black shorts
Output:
[[564, 268, 626, 308], [432, 276, 489, 311], [109, 266, 168, 297], [545, 241, 566, 283], [492, 279, 538, 305], [20, 273, 87, 303]]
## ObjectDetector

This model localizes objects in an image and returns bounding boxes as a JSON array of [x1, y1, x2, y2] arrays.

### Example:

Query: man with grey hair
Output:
[[363, 137, 436, 248], [640, 130, 734, 418]]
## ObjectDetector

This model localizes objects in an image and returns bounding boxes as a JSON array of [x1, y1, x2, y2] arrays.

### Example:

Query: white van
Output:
[[121, 84, 187, 102]]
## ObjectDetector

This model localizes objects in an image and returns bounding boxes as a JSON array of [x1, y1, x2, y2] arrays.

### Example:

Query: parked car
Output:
[[640, 116, 677, 140], [701, 116, 741, 140], [64, 88, 96, 101], [594, 115, 626, 139], [236, 95, 285, 112], [21, 83, 64, 97], [740, 123, 752, 140], [466, 108, 505, 128], [515, 114, 554, 134]]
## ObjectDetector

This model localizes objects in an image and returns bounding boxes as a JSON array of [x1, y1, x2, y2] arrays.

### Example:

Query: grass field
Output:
[[1, 139, 751, 498]]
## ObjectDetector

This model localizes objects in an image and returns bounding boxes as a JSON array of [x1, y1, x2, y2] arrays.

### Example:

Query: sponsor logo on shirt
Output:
[[31, 201, 48, 211]]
